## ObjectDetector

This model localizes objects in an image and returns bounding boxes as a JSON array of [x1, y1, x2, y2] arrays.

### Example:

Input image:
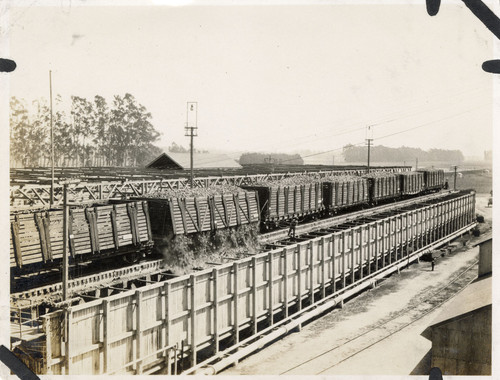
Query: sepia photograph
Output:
[[1, 0, 497, 377]]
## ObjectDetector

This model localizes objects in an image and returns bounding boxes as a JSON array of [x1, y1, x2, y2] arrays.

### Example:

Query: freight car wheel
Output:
[[123, 252, 141, 264]]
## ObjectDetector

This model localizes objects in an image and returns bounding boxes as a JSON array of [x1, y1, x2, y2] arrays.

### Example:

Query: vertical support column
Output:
[[367, 225, 371, 276], [165, 282, 171, 374], [375, 223, 379, 272], [432, 206, 437, 242], [332, 235, 336, 293], [135, 290, 143, 375], [416, 211, 421, 264], [321, 237, 326, 298], [309, 241, 314, 305], [189, 275, 196, 367], [163, 282, 171, 375], [283, 248, 289, 318], [65, 308, 71, 375], [387, 216, 395, 265], [212, 268, 219, 355], [44, 316, 52, 375], [268, 251, 274, 326], [462, 196, 467, 227], [381, 221, 386, 268], [471, 193, 475, 224], [233, 262, 239, 345], [62, 184, 69, 301], [350, 230, 355, 283], [400, 216, 404, 261], [439, 204, 444, 239], [251, 258, 258, 335], [458, 197, 462, 229], [297, 244, 302, 311], [102, 300, 110, 374], [342, 231, 346, 288]]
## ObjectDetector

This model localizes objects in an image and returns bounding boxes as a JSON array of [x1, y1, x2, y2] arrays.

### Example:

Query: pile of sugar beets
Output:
[[149, 185, 260, 274]]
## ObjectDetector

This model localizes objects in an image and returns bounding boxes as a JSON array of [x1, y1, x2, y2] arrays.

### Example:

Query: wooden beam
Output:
[[190, 275, 196, 367], [212, 268, 219, 355], [102, 299, 110, 374], [251, 257, 257, 335], [233, 262, 239, 345], [268, 252, 274, 326], [135, 290, 143, 374]]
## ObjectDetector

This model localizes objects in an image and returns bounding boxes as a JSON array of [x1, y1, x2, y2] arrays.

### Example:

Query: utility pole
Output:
[[453, 165, 458, 190], [185, 102, 198, 188], [62, 183, 69, 301], [415, 157, 418, 170], [49, 70, 54, 206], [366, 125, 374, 174]]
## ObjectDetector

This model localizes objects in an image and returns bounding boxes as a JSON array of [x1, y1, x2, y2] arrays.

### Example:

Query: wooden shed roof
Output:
[[422, 275, 491, 339], [146, 152, 242, 170]]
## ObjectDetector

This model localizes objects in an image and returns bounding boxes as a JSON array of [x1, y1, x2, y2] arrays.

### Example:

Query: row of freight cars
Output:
[[9, 169, 445, 272], [243, 169, 445, 226]]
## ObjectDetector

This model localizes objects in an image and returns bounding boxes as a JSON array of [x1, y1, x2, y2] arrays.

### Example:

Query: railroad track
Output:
[[11, 259, 166, 308], [279, 258, 480, 375]]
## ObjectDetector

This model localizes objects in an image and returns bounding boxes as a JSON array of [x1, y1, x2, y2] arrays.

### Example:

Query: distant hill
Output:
[[342, 145, 464, 163], [239, 152, 304, 165]]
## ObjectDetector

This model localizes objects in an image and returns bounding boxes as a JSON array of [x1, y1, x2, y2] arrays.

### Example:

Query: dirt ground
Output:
[[221, 194, 492, 376]]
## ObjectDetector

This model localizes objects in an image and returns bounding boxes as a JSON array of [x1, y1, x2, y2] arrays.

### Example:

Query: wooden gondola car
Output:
[[399, 171, 425, 196], [322, 175, 369, 213], [242, 180, 323, 227], [140, 190, 260, 241], [10, 201, 153, 270], [418, 169, 445, 191], [363, 172, 401, 204]]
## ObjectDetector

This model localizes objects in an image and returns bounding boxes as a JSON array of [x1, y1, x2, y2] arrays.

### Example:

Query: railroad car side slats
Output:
[[10, 200, 151, 269]]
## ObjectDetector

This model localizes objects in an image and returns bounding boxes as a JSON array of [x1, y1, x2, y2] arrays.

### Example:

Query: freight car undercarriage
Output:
[[11, 190, 476, 375]]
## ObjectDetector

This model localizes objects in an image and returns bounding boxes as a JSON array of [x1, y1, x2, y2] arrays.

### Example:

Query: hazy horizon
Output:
[[6, 1, 495, 162]]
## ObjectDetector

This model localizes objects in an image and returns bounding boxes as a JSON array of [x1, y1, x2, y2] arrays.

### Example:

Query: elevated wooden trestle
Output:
[[12, 190, 476, 375]]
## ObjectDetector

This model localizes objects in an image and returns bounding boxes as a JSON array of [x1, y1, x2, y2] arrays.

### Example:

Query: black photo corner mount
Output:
[[429, 367, 443, 380], [0, 345, 40, 380], [0, 58, 16, 73], [426, 0, 500, 74]]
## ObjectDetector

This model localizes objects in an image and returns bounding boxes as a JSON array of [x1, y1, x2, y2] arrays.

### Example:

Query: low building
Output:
[[473, 234, 492, 277], [421, 234, 492, 375], [146, 152, 241, 170]]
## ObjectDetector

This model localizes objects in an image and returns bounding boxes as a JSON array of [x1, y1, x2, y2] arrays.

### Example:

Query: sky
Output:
[[4, 0, 497, 163]]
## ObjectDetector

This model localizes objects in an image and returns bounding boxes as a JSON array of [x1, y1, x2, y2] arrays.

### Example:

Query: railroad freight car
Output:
[[241, 176, 324, 228], [10, 201, 153, 270], [136, 186, 260, 241], [399, 171, 425, 196], [322, 175, 369, 213], [363, 172, 401, 204], [418, 169, 445, 191]]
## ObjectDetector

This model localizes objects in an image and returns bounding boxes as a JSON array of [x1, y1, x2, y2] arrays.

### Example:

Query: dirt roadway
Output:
[[221, 194, 492, 376]]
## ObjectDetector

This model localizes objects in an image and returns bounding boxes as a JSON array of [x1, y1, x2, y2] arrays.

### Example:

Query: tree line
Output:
[[10, 94, 162, 167], [239, 152, 304, 165], [342, 144, 464, 163]]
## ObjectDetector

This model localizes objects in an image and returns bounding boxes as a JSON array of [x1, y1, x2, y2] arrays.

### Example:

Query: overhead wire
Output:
[[278, 103, 488, 163]]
